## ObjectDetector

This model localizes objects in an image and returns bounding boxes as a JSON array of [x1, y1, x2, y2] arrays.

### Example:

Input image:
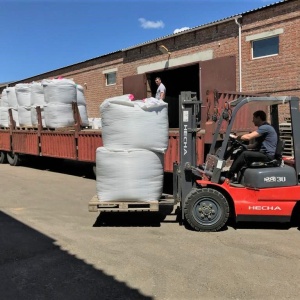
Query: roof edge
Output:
[[122, 15, 242, 52]]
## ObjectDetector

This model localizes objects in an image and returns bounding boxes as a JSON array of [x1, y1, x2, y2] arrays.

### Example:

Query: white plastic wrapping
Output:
[[76, 85, 87, 106], [0, 107, 9, 127], [96, 147, 164, 201], [102, 94, 134, 103], [100, 96, 169, 153], [6, 87, 18, 108], [78, 104, 89, 127], [18, 106, 32, 127], [42, 78, 76, 105], [15, 83, 31, 106], [44, 103, 75, 128]]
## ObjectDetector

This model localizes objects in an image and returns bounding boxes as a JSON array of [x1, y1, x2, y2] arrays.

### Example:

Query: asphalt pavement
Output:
[[0, 159, 300, 300]]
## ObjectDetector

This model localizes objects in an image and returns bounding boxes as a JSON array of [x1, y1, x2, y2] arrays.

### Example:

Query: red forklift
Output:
[[174, 92, 300, 231]]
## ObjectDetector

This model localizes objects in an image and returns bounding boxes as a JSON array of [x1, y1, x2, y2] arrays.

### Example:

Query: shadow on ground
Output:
[[0, 211, 152, 300], [231, 221, 297, 230], [18, 156, 95, 179]]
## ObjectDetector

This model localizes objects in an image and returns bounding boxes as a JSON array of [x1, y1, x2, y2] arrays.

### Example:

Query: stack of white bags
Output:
[[15, 84, 32, 127], [31, 82, 46, 127], [96, 95, 169, 202], [42, 78, 89, 128], [0, 89, 10, 127], [0, 78, 89, 128]]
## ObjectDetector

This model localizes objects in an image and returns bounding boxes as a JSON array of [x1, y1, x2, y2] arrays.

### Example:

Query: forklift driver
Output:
[[227, 110, 278, 182]]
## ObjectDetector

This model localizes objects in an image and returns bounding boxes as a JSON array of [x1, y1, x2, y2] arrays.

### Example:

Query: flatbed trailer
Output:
[[0, 90, 264, 172]]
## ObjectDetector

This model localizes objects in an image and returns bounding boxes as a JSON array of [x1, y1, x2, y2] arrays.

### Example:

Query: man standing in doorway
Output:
[[155, 77, 166, 100]]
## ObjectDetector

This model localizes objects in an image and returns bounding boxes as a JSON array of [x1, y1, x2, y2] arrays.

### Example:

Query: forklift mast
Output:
[[174, 92, 201, 205], [289, 97, 300, 178]]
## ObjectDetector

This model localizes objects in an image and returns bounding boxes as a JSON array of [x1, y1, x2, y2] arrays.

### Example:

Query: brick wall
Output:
[[242, 1, 300, 95]]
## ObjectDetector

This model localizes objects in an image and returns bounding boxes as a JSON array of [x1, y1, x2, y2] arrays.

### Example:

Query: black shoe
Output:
[[226, 171, 234, 180], [231, 176, 240, 184]]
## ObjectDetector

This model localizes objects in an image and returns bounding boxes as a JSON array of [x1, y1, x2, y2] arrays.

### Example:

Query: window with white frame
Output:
[[103, 68, 118, 86], [246, 28, 283, 60], [252, 36, 279, 59], [106, 72, 116, 85]]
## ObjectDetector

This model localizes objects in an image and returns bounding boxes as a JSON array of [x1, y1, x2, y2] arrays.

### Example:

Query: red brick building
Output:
[[2, 0, 299, 123]]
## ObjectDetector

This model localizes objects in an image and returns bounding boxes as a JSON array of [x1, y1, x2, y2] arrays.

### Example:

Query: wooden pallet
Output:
[[45, 126, 76, 131], [89, 194, 174, 212], [44, 125, 90, 131], [16, 126, 39, 130]]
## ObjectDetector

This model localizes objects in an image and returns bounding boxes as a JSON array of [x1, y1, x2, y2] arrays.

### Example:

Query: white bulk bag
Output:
[[76, 85, 87, 106], [31, 106, 45, 127], [6, 87, 18, 108], [31, 82, 45, 106], [44, 103, 75, 128], [1, 89, 9, 107], [100, 96, 169, 153], [15, 83, 31, 106], [102, 94, 134, 103], [30, 82, 46, 127], [8, 107, 19, 127], [78, 104, 89, 127], [96, 147, 164, 202], [42, 78, 76, 105], [18, 106, 32, 127], [0, 107, 9, 127]]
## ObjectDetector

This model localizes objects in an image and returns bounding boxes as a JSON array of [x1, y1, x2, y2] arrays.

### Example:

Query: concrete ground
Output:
[[0, 158, 300, 300]]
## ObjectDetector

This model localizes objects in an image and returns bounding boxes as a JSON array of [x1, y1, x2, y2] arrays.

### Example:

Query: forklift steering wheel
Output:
[[229, 134, 247, 150]]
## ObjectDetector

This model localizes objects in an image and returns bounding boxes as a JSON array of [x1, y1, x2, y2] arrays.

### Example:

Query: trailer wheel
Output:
[[7, 152, 21, 166], [184, 188, 229, 232], [0, 151, 7, 164]]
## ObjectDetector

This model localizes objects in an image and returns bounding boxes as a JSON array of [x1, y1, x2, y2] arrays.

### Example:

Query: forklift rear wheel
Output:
[[184, 188, 229, 232], [0, 151, 7, 164], [7, 152, 21, 166]]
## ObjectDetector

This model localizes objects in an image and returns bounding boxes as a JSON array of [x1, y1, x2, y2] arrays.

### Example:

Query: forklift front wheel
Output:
[[184, 188, 229, 232]]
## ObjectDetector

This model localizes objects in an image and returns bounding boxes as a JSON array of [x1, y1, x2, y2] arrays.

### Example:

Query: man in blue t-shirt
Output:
[[227, 110, 278, 180]]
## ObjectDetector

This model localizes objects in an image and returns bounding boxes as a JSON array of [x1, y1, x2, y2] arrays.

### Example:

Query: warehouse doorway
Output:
[[149, 64, 200, 128], [123, 56, 236, 128]]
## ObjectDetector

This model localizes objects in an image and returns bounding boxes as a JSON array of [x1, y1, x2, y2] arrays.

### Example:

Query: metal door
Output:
[[199, 56, 236, 101], [123, 74, 147, 100]]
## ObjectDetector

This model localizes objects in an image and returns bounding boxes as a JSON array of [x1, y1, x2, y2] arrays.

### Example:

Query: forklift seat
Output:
[[249, 139, 285, 168]]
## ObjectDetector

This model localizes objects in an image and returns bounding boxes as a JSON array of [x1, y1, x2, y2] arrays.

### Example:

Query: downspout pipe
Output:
[[235, 16, 242, 92]]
